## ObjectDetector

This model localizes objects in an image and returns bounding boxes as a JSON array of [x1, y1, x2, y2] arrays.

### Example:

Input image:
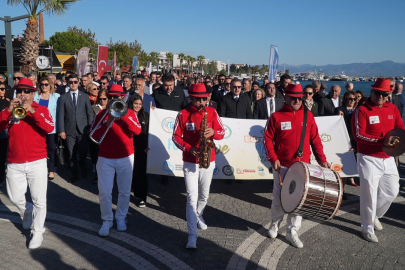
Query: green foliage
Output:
[[67, 26, 98, 48], [106, 39, 143, 66], [219, 68, 227, 74], [230, 64, 237, 73], [43, 31, 90, 53], [203, 61, 218, 75], [7, 0, 79, 18]]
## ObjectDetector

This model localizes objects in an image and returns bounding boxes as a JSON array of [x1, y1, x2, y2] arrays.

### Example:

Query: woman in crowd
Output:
[[303, 85, 319, 116], [128, 94, 149, 208], [34, 77, 60, 180], [0, 82, 9, 188], [355, 90, 365, 104], [87, 82, 100, 105], [252, 88, 265, 111], [89, 89, 109, 183], [334, 91, 358, 197]]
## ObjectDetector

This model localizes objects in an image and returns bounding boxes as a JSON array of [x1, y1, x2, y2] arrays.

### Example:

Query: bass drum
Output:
[[281, 161, 343, 221]]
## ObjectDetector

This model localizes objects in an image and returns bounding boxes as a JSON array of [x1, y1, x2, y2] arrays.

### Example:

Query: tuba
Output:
[[12, 96, 27, 120], [198, 106, 215, 169]]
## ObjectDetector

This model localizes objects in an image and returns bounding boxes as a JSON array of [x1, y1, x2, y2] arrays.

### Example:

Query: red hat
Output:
[[108, 84, 125, 96], [13, 78, 36, 91], [188, 83, 210, 97], [284, 84, 304, 97], [371, 78, 391, 92]]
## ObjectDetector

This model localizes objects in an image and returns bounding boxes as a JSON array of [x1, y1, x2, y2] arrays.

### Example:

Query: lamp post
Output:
[[0, 14, 30, 87]]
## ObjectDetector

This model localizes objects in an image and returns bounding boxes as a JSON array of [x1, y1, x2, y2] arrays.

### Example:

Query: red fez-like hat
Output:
[[108, 84, 125, 96], [13, 78, 36, 91], [371, 78, 392, 92], [188, 83, 210, 97], [284, 84, 304, 97]]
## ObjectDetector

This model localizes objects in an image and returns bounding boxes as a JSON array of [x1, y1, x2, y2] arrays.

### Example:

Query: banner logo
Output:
[[162, 117, 175, 133], [222, 165, 234, 176], [257, 166, 265, 176], [320, 133, 332, 142], [224, 125, 232, 139], [332, 164, 343, 173], [213, 166, 219, 175], [162, 161, 174, 172], [215, 145, 230, 155], [236, 168, 256, 174]]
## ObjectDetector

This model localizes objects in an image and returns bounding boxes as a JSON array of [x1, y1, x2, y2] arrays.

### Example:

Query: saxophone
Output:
[[198, 106, 215, 169]]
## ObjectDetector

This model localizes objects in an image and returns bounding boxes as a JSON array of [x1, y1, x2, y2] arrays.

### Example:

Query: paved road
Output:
[[1, 156, 405, 270]]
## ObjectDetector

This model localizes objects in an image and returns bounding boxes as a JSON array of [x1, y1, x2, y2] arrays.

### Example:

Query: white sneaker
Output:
[[22, 211, 33, 230], [361, 232, 379, 243], [197, 217, 208, 230], [98, 220, 113, 236], [286, 230, 304, 248], [186, 236, 197, 249], [268, 222, 279, 239], [29, 232, 43, 249], [374, 218, 383, 231], [116, 219, 127, 232]]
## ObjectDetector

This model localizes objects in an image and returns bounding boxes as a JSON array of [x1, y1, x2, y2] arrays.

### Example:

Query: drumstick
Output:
[[276, 168, 283, 186]]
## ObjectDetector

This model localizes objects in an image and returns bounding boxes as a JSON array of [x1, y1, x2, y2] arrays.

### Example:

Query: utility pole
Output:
[[0, 14, 30, 87]]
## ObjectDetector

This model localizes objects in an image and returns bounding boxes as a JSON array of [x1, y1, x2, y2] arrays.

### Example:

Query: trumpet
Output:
[[89, 92, 130, 145], [12, 96, 27, 120]]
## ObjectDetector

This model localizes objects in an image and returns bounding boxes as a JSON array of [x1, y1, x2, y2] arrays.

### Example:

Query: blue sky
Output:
[[2, 0, 405, 66]]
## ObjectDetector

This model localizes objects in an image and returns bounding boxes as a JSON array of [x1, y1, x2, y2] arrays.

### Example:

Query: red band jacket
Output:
[[0, 102, 54, 163], [172, 105, 225, 163], [263, 104, 327, 167], [351, 99, 405, 158], [90, 109, 142, 159]]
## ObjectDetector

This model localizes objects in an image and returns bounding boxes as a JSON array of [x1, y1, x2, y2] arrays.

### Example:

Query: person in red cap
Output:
[[90, 84, 142, 236], [263, 83, 330, 249], [172, 83, 225, 249], [351, 78, 405, 243], [0, 78, 54, 249]]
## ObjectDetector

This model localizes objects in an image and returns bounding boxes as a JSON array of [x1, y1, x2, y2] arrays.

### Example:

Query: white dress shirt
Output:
[[70, 89, 79, 104], [266, 96, 275, 116], [331, 97, 339, 108]]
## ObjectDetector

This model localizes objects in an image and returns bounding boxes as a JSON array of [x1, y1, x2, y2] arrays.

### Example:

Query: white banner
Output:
[[147, 109, 358, 179], [269, 45, 279, 83]]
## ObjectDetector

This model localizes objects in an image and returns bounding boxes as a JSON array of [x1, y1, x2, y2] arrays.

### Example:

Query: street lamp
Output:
[[0, 14, 31, 87]]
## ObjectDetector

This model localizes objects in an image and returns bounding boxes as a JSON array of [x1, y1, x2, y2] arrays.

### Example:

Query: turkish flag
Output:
[[97, 45, 109, 77]]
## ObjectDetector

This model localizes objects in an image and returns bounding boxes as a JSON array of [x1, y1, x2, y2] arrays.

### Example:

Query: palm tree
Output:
[[185, 55, 191, 74], [165, 52, 173, 69], [149, 51, 160, 71], [189, 57, 196, 73], [7, 0, 79, 73], [197, 55, 205, 74], [178, 53, 185, 74]]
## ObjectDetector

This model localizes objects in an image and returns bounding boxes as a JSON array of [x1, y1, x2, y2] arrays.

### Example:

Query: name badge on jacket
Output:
[[281, 122, 292, 130], [186, 123, 196, 131], [369, 116, 380, 124]]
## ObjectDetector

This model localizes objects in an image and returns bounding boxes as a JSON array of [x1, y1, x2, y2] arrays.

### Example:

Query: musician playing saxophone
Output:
[[172, 83, 225, 249], [89, 85, 141, 237]]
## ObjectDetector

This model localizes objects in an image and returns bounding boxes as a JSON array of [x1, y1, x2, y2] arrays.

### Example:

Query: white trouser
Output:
[[97, 154, 134, 221], [271, 166, 302, 233], [357, 154, 399, 234], [183, 161, 215, 237], [6, 158, 48, 233]]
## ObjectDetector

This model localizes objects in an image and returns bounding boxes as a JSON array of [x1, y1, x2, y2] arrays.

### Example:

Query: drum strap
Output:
[[297, 107, 308, 158]]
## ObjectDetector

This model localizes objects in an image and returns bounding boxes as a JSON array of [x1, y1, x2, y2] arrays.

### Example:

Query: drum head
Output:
[[281, 162, 307, 213]]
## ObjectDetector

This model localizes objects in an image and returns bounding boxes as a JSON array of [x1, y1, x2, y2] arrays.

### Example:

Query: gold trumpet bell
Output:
[[12, 106, 27, 120]]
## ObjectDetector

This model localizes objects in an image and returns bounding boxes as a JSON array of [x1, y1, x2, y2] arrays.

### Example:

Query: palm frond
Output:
[[39, 0, 80, 17]]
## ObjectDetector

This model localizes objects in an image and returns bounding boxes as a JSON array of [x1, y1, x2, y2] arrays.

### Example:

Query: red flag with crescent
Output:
[[97, 45, 109, 77]]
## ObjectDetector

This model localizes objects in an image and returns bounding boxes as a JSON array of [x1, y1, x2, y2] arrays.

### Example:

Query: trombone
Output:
[[89, 92, 130, 145]]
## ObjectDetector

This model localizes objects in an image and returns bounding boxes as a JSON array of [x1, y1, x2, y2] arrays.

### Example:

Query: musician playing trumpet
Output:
[[263, 84, 330, 249], [172, 83, 225, 249], [89, 85, 141, 236]]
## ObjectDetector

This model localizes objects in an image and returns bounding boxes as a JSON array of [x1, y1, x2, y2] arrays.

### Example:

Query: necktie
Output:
[[235, 96, 239, 102], [388, 96, 392, 103], [72, 92, 77, 108], [270, 99, 274, 115]]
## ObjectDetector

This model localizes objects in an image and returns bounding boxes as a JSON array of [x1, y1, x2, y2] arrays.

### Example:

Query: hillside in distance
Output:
[[282, 61, 405, 77]]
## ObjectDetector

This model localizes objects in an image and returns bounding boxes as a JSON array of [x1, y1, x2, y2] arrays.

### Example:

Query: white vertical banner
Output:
[[269, 45, 279, 82], [227, 57, 230, 76], [146, 109, 358, 180]]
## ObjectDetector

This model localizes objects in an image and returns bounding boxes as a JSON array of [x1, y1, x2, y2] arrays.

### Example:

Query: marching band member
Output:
[[0, 78, 54, 249], [263, 84, 330, 248], [352, 78, 405, 243], [90, 85, 142, 236], [172, 83, 225, 249]]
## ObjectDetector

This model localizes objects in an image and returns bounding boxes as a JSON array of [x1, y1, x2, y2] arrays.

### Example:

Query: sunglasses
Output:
[[195, 97, 208, 101], [69, 81, 79, 84], [304, 92, 313, 95], [101, 82, 108, 85], [390, 85, 395, 88], [40, 83, 49, 87], [92, 88, 99, 91], [348, 98, 356, 101], [55, 84, 61, 87], [99, 98, 108, 101], [0, 88, 5, 91], [16, 89, 34, 94], [233, 86, 241, 89], [13, 77, 22, 81], [373, 90, 389, 97], [225, 83, 231, 85], [291, 97, 303, 101]]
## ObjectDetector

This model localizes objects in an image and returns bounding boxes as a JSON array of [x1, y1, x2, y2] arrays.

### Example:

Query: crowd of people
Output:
[[0, 69, 404, 250]]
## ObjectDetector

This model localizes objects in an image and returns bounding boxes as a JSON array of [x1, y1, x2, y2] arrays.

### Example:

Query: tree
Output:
[[197, 55, 205, 74], [106, 39, 143, 66], [189, 56, 196, 73], [44, 31, 91, 53], [185, 55, 191, 74], [67, 26, 99, 48], [230, 64, 237, 73], [203, 61, 218, 75], [7, 0, 80, 73], [178, 53, 185, 74], [165, 52, 173, 69], [149, 51, 160, 70]]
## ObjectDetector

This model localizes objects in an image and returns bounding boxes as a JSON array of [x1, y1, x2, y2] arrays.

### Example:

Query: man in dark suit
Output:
[[276, 74, 292, 98], [205, 85, 217, 110], [58, 74, 94, 183], [213, 77, 232, 107], [253, 83, 284, 119], [394, 82, 404, 116], [211, 74, 226, 103], [219, 79, 252, 119], [318, 85, 342, 116]]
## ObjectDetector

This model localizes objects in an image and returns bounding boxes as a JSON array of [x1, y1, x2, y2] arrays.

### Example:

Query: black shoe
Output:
[[69, 174, 78, 184], [81, 167, 87, 178], [48, 173, 55, 181], [136, 200, 146, 208]]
